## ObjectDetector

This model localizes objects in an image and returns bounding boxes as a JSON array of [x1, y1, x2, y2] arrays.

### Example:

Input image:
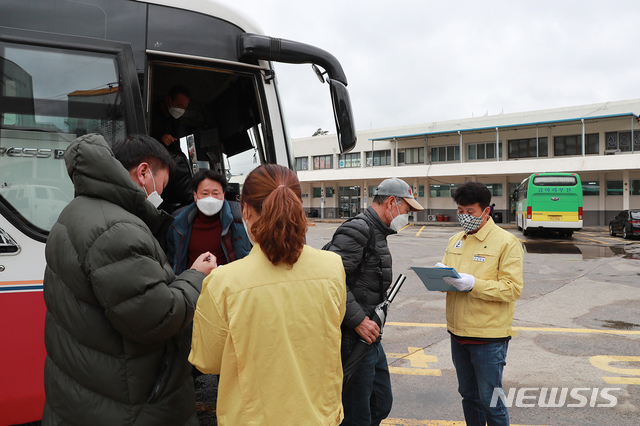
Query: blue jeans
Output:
[[450, 336, 509, 426], [341, 337, 393, 426]]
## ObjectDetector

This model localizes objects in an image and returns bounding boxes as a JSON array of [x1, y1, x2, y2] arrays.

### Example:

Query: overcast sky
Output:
[[229, 0, 640, 139]]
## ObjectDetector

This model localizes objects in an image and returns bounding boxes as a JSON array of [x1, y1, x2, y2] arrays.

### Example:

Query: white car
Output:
[[0, 184, 71, 231]]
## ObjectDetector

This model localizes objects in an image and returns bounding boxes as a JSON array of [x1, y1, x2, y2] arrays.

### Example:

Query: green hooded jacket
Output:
[[42, 134, 203, 426]]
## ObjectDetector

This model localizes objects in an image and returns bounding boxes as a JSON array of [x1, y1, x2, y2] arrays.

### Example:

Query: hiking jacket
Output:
[[324, 206, 395, 337], [166, 201, 251, 274], [42, 134, 203, 426], [442, 217, 524, 338], [189, 244, 346, 425]]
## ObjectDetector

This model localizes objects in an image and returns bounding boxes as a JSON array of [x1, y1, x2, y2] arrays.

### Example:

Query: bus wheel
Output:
[[523, 227, 531, 236], [563, 231, 573, 238], [609, 224, 616, 236]]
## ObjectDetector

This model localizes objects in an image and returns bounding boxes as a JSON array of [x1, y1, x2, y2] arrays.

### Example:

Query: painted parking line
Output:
[[416, 225, 426, 237], [386, 322, 640, 336], [381, 419, 549, 426], [573, 235, 610, 244]]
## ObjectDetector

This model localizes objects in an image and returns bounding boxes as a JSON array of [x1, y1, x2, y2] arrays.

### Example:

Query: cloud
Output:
[[230, 0, 640, 138]]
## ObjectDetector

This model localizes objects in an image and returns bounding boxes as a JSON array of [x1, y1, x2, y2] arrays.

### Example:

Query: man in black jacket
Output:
[[43, 134, 216, 426], [324, 177, 423, 426], [151, 84, 194, 213]]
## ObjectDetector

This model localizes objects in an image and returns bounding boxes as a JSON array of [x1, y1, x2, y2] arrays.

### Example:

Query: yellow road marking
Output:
[[399, 224, 411, 232], [574, 235, 608, 244], [381, 419, 549, 426], [590, 356, 640, 385], [590, 355, 640, 375], [416, 225, 426, 237], [387, 347, 442, 376], [603, 377, 640, 385], [386, 322, 640, 335]]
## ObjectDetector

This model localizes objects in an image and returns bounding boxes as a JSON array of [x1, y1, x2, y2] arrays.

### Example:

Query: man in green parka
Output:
[[42, 133, 216, 425]]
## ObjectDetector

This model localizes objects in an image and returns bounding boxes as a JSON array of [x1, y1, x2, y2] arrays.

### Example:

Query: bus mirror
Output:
[[312, 64, 326, 84], [329, 79, 357, 154]]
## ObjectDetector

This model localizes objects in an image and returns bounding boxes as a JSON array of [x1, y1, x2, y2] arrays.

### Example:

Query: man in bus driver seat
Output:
[[151, 84, 194, 213], [436, 181, 524, 426]]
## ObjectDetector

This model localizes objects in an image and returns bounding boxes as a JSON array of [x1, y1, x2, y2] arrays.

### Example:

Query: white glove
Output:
[[435, 262, 448, 268], [443, 273, 475, 291]]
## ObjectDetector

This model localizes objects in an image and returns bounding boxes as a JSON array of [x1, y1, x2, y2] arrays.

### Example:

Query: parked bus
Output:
[[0, 1, 356, 423], [513, 173, 583, 237]]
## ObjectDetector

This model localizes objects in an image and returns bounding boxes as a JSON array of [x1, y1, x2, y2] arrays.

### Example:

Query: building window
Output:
[[402, 147, 424, 164], [418, 185, 425, 197], [339, 152, 361, 168], [295, 156, 308, 171], [586, 134, 599, 154], [312, 187, 322, 198], [631, 180, 640, 196], [468, 142, 503, 160], [606, 180, 623, 196], [368, 186, 378, 198], [313, 155, 333, 170], [430, 145, 460, 162], [430, 183, 458, 197], [365, 150, 391, 166], [326, 187, 334, 198], [508, 138, 548, 159], [554, 134, 598, 156], [486, 183, 503, 197], [582, 181, 600, 196], [606, 132, 640, 152]]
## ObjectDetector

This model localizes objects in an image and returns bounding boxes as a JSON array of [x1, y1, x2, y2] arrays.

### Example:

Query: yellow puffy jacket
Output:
[[442, 218, 524, 338], [189, 244, 346, 426]]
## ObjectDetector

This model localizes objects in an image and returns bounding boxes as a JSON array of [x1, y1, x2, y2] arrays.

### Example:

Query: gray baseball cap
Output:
[[375, 178, 424, 211]]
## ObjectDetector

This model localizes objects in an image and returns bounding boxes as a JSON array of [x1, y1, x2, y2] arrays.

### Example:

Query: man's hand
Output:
[[354, 316, 380, 344], [191, 252, 217, 276], [161, 134, 177, 146], [443, 273, 475, 291]]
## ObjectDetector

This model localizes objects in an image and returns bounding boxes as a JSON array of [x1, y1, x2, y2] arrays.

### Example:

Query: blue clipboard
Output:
[[411, 266, 468, 292]]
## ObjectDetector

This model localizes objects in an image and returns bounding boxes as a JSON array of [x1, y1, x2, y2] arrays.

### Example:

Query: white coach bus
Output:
[[0, 1, 356, 423]]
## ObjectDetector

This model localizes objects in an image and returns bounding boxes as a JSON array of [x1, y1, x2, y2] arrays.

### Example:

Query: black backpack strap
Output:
[[323, 217, 378, 291]]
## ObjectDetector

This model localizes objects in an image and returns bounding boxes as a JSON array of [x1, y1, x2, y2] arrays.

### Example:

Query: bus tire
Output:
[[563, 231, 573, 238], [609, 224, 616, 236], [523, 227, 531, 236]]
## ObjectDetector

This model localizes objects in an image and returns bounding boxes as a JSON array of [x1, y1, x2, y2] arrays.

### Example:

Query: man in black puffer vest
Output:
[[324, 177, 423, 426], [42, 134, 216, 426]]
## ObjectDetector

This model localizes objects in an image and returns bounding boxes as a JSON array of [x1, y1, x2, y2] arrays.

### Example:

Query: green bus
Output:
[[513, 173, 583, 237]]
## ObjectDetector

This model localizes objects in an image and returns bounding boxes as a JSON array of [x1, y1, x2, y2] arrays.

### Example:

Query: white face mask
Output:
[[143, 171, 163, 208], [242, 216, 255, 246], [389, 199, 409, 232], [167, 99, 185, 119], [196, 196, 224, 216]]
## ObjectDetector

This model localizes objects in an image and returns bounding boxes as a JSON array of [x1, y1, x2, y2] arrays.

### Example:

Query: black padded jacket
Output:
[[324, 206, 395, 338], [42, 134, 203, 426]]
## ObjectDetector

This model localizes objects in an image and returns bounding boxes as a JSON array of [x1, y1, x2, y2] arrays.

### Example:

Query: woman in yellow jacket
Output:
[[189, 164, 346, 425]]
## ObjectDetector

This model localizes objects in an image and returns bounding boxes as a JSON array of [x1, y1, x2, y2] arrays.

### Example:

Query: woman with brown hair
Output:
[[189, 164, 347, 425]]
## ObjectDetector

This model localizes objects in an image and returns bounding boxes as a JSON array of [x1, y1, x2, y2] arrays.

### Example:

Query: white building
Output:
[[293, 98, 640, 226]]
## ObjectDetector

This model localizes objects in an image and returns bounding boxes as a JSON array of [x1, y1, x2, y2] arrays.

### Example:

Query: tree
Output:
[[312, 128, 328, 137]]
